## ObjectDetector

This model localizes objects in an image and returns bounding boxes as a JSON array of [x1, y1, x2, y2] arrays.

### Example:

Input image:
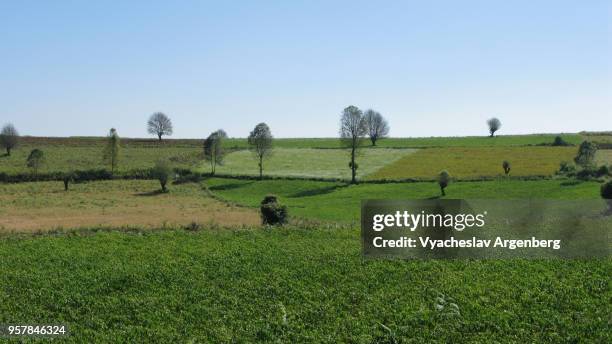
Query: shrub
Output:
[[151, 159, 173, 192], [596, 165, 610, 177], [601, 181, 612, 215], [502, 160, 511, 175], [552, 136, 570, 146], [438, 170, 450, 196], [260, 194, 288, 225], [557, 161, 576, 175], [576, 168, 597, 181]]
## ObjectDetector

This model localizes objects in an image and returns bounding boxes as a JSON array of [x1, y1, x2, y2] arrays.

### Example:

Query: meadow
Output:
[[205, 178, 604, 223], [1, 134, 586, 180], [596, 149, 612, 165], [1, 133, 610, 342], [205, 148, 415, 179], [0, 145, 202, 175], [367, 146, 577, 180], [0, 228, 609, 342], [0, 180, 258, 231]]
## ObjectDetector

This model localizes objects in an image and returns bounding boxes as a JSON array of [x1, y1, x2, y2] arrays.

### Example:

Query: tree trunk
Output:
[[259, 155, 263, 180], [371, 137, 376, 146], [64, 180, 69, 191], [351, 141, 356, 184], [158, 133, 162, 141], [6, 147, 10, 156]]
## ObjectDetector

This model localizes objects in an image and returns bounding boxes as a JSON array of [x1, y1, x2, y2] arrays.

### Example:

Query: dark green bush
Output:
[[552, 136, 570, 146], [438, 170, 450, 196], [260, 194, 288, 225], [502, 160, 511, 175], [557, 161, 576, 175], [576, 168, 597, 181], [596, 165, 610, 177], [601, 181, 612, 214]]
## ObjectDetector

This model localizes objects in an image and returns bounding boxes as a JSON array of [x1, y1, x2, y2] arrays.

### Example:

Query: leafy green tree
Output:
[[204, 129, 227, 175], [601, 181, 612, 215], [248, 123, 273, 179], [438, 170, 451, 196], [487, 117, 501, 137], [574, 141, 597, 169], [502, 160, 511, 176], [0, 123, 19, 156], [102, 128, 121, 174], [26, 149, 45, 175], [151, 159, 173, 192], [340, 105, 367, 183], [63, 171, 76, 191]]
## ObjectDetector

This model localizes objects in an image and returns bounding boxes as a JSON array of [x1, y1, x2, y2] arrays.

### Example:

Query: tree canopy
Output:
[[147, 112, 173, 141], [248, 123, 273, 179]]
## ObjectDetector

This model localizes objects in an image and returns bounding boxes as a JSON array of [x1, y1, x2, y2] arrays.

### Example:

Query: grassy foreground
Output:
[[0, 228, 609, 343]]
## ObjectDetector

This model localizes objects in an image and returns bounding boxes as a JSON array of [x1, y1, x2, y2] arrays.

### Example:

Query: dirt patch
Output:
[[0, 180, 260, 232]]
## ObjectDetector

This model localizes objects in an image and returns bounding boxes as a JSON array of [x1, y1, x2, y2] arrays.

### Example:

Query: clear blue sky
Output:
[[1, 0, 610, 138]]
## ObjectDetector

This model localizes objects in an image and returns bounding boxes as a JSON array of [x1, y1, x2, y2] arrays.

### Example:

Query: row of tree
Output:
[[1, 109, 501, 184], [147, 111, 502, 143]]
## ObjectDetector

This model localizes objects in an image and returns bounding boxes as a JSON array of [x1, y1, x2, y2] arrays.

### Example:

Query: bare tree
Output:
[[0, 123, 19, 156], [364, 109, 389, 146], [487, 117, 501, 137], [103, 128, 121, 174], [147, 112, 173, 141], [203, 129, 227, 175], [247, 123, 273, 179], [340, 105, 367, 184]]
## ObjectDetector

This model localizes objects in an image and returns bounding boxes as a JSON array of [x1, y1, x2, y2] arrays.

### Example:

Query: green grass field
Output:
[[0, 145, 202, 175], [368, 146, 577, 180], [205, 178, 603, 223], [596, 149, 612, 165], [221, 134, 582, 149], [1, 134, 610, 342], [203, 148, 415, 179], [1, 228, 609, 342], [2, 134, 585, 179]]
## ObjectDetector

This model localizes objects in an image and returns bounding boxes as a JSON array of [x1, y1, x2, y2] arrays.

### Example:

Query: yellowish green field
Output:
[[205, 148, 416, 179], [368, 146, 577, 180], [0, 180, 259, 232], [595, 149, 612, 165]]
